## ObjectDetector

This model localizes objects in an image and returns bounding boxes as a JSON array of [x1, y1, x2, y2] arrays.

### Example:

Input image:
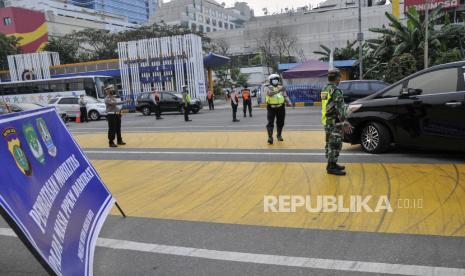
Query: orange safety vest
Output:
[[242, 89, 251, 101], [207, 91, 214, 100]]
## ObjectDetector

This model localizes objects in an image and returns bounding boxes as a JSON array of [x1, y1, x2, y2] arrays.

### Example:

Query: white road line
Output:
[[83, 150, 371, 156], [70, 124, 323, 130], [0, 228, 463, 276]]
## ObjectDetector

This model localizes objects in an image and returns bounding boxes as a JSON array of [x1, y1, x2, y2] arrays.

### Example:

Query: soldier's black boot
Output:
[[267, 128, 274, 145], [335, 163, 345, 170], [277, 128, 284, 141], [327, 162, 346, 176]]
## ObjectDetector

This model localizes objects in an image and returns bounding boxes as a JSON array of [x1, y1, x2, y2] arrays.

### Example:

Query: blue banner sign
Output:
[[0, 107, 115, 276]]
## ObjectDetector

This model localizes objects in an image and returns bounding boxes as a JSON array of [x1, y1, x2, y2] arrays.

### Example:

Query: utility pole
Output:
[[424, 0, 429, 69], [358, 0, 364, 80]]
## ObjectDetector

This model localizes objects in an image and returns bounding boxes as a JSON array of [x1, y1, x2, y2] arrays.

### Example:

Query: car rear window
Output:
[[371, 82, 388, 92], [351, 82, 371, 95], [48, 98, 58, 104], [339, 82, 350, 90], [59, 98, 78, 105]]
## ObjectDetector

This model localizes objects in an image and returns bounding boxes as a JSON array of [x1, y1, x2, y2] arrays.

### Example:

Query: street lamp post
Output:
[[358, 0, 364, 80], [424, 0, 429, 69]]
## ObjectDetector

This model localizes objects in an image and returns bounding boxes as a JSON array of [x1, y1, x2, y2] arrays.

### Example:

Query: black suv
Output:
[[339, 80, 389, 103], [344, 61, 465, 153], [136, 91, 202, 116]]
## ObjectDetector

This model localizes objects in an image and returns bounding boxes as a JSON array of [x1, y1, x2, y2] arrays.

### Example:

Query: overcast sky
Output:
[[221, 0, 325, 16]]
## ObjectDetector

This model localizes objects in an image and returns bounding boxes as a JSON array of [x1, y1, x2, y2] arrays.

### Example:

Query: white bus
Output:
[[0, 76, 115, 106]]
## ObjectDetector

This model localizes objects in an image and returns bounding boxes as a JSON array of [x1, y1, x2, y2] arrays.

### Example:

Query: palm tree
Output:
[[368, 6, 464, 71]]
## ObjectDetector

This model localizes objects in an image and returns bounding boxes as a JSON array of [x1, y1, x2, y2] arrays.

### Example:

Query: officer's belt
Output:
[[268, 104, 284, 108]]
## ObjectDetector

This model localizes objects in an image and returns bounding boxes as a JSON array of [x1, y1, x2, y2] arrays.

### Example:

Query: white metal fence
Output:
[[117, 34, 206, 103]]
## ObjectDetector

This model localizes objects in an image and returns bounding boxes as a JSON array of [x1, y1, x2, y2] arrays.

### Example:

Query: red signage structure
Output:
[[404, 0, 459, 12], [0, 7, 48, 53]]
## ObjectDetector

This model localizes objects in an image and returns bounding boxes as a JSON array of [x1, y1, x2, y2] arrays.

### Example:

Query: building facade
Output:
[[70, 0, 153, 24], [150, 0, 252, 33], [0, 0, 138, 38], [0, 7, 48, 53], [207, 4, 392, 61]]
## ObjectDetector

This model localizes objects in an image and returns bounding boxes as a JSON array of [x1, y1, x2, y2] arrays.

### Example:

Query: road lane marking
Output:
[[84, 150, 371, 156], [70, 124, 323, 131], [0, 227, 463, 276], [73, 131, 356, 150], [91, 161, 465, 237]]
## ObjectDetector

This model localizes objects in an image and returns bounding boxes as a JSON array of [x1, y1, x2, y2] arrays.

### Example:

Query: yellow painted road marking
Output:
[[93, 160, 465, 237], [75, 131, 356, 150]]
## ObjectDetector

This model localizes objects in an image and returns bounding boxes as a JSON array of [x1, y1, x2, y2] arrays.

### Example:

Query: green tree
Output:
[[0, 34, 21, 69], [384, 53, 417, 83], [313, 41, 358, 62], [369, 6, 465, 71], [43, 36, 79, 64]]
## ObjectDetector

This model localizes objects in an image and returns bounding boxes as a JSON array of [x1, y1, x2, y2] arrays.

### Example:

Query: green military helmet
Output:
[[327, 69, 341, 79]]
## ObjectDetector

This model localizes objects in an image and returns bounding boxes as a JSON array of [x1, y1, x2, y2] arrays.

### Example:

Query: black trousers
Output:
[[154, 104, 161, 119], [80, 107, 88, 122], [231, 103, 238, 120], [266, 105, 285, 137], [107, 114, 123, 144], [208, 99, 214, 110], [243, 100, 252, 116], [184, 105, 190, 121]]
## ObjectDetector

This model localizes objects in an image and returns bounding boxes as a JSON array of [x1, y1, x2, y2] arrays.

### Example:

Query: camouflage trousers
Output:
[[325, 124, 343, 163]]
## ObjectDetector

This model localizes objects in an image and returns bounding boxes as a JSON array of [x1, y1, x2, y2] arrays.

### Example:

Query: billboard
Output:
[[0, 107, 115, 276], [404, 0, 459, 12]]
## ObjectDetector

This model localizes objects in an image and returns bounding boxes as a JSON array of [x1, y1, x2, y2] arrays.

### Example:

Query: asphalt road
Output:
[[1, 105, 464, 276]]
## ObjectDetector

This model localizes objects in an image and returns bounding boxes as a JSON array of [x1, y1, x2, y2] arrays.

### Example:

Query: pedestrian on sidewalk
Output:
[[104, 85, 130, 147], [242, 85, 252, 117], [230, 84, 240, 122], [182, 85, 192, 122], [207, 89, 215, 110], [79, 95, 88, 122], [152, 89, 163, 120]]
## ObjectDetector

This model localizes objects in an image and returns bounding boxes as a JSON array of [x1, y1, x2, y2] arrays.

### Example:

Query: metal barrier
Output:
[[286, 84, 323, 103]]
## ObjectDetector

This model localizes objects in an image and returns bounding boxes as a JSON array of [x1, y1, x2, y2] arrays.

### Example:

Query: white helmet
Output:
[[268, 74, 280, 82]]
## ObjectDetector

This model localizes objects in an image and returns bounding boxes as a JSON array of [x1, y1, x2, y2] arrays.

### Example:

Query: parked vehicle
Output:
[[47, 96, 107, 120], [0, 102, 69, 122], [339, 80, 389, 103], [135, 92, 203, 116], [0, 75, 115, 105], [344, 61, 465, 153]]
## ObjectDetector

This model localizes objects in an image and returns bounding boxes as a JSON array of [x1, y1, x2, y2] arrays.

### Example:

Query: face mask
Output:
[[271, 79, 279, 86]]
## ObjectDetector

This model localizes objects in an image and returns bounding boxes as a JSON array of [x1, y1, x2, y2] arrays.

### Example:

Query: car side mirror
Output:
[[401, 88, 422, 97]]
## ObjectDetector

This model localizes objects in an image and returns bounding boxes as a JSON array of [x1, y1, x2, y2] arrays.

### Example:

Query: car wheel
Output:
[[360, 122, 391, 153], [142, 106, 151, 116], [88, 110, 100, 121], [192, 108, 199, 114]]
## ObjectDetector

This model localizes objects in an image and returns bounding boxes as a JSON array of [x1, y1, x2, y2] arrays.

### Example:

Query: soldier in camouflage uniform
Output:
[[321, 70, 349, 176]]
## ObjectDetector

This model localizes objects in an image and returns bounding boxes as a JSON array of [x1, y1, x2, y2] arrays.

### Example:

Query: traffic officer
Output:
[[207, 89, 215, 110], [230, 84, 240, 122], [152, 89, 163, 120], [78, 95, 88, 123], [104, 85, 129, 147], [265, 74, 292, 144], [321, 69, 351, 176], [182, 85, 192, 122], [242, 85, 252, 117]]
